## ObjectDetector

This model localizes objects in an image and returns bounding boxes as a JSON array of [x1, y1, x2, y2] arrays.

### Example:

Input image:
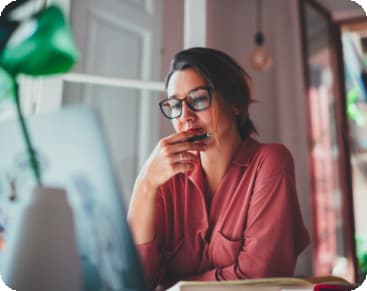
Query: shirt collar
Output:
[[188, 137, 261, 186], [187, 153, 205, 193], [231, 137, 261, 166]]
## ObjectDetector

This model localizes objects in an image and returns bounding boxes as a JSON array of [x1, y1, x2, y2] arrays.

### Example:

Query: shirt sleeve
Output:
[[185, 145, 310, 281], [135, 190, 167, 289]]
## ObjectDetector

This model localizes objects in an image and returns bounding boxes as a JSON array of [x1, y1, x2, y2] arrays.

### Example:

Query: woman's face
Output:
[[166, 68, 239, 146]]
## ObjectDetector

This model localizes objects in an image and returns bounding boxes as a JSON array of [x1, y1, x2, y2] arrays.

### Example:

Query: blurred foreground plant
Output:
[[0, 4, 78, 185], [356, 234, 367, 277]]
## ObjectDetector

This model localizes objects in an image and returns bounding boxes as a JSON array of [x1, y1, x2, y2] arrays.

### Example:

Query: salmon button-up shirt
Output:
[[136, 138, 310, 290]]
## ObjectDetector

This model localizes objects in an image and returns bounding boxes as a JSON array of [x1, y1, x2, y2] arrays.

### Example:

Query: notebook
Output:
[[167, 277, 359, 291], [0, 105, 147, 290]]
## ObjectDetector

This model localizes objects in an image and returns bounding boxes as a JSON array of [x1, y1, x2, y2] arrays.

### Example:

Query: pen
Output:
[[185, 132, 214, 142]]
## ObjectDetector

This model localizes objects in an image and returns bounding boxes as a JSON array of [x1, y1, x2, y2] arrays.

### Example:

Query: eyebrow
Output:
[[168, 85, 210, 99]]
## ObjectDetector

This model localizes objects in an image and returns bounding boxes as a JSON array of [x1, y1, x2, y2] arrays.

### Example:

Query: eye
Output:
[[171, 101, 181, 110], [190, 92, 209, 110], [193, 95, 208, 103], [162, 100, 180, 113]]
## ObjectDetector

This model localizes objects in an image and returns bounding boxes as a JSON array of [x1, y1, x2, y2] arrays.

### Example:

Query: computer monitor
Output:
[[0, 105, 147, 291]]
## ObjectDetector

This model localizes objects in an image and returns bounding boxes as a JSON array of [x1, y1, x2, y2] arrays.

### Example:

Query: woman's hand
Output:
[[128, 130, 207, 244], [139, 130, 208, 190]]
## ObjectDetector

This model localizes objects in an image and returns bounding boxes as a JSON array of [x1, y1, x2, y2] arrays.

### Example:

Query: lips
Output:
[[185, 127, 204, 133]]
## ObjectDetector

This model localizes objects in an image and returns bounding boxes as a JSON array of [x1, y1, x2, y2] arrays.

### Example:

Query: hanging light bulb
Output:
[[249, 0, 273, 71]]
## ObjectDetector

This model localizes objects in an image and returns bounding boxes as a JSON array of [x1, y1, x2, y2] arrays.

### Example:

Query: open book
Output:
[[167, 277, 358, 291]]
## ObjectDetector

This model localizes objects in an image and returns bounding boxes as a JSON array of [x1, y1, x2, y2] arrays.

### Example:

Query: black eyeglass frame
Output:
[[158, 86, 212, 119]]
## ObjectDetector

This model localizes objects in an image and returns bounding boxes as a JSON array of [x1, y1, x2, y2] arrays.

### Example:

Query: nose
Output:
[[180, 100, 196, 122]]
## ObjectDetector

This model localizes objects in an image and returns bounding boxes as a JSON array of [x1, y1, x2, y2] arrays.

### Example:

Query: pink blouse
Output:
[[136, 138, 310, 290]]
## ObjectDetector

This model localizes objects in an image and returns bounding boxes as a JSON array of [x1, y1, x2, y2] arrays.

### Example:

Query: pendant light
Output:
[[249, 0, 273, 71]]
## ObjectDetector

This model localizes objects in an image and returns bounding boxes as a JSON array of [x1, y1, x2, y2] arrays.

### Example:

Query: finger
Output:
[[173, 161, 194, 174], [174, 151, 197, 163], [170, 141, 207, 154]]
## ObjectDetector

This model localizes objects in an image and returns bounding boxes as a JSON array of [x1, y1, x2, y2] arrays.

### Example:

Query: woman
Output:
[[127, 47, 309, 290]]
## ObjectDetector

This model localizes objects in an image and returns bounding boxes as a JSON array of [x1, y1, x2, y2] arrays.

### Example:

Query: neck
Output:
[[200, 132, 243, 195]]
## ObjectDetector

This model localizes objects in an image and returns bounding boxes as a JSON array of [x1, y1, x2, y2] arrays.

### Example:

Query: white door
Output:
[[63, 0, 163, 204]]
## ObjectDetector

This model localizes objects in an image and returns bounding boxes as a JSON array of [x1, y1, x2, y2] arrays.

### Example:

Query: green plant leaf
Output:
[[0, 5, 78, 76], [0, 66, 15, 102]]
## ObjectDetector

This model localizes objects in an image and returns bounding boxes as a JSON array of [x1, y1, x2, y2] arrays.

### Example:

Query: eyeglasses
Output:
[[159, 86, 212, 119]]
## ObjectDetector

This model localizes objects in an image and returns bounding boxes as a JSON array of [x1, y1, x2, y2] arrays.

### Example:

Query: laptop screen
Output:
[[0, 105, 146, 290]]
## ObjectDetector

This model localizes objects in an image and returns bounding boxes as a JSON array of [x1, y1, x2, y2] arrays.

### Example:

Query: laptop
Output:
[[0, 105, 147, 291]]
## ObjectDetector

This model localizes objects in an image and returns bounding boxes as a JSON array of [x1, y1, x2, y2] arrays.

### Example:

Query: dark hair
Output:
[[165, 47, 257, 140]]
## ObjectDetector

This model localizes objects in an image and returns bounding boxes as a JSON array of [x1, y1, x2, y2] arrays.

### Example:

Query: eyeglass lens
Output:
[[160, 88, 210, 119]]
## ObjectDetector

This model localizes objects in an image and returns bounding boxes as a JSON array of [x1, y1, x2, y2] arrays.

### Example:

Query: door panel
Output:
[[63, 0, 162, 204], [300, 0, 357, 282]]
